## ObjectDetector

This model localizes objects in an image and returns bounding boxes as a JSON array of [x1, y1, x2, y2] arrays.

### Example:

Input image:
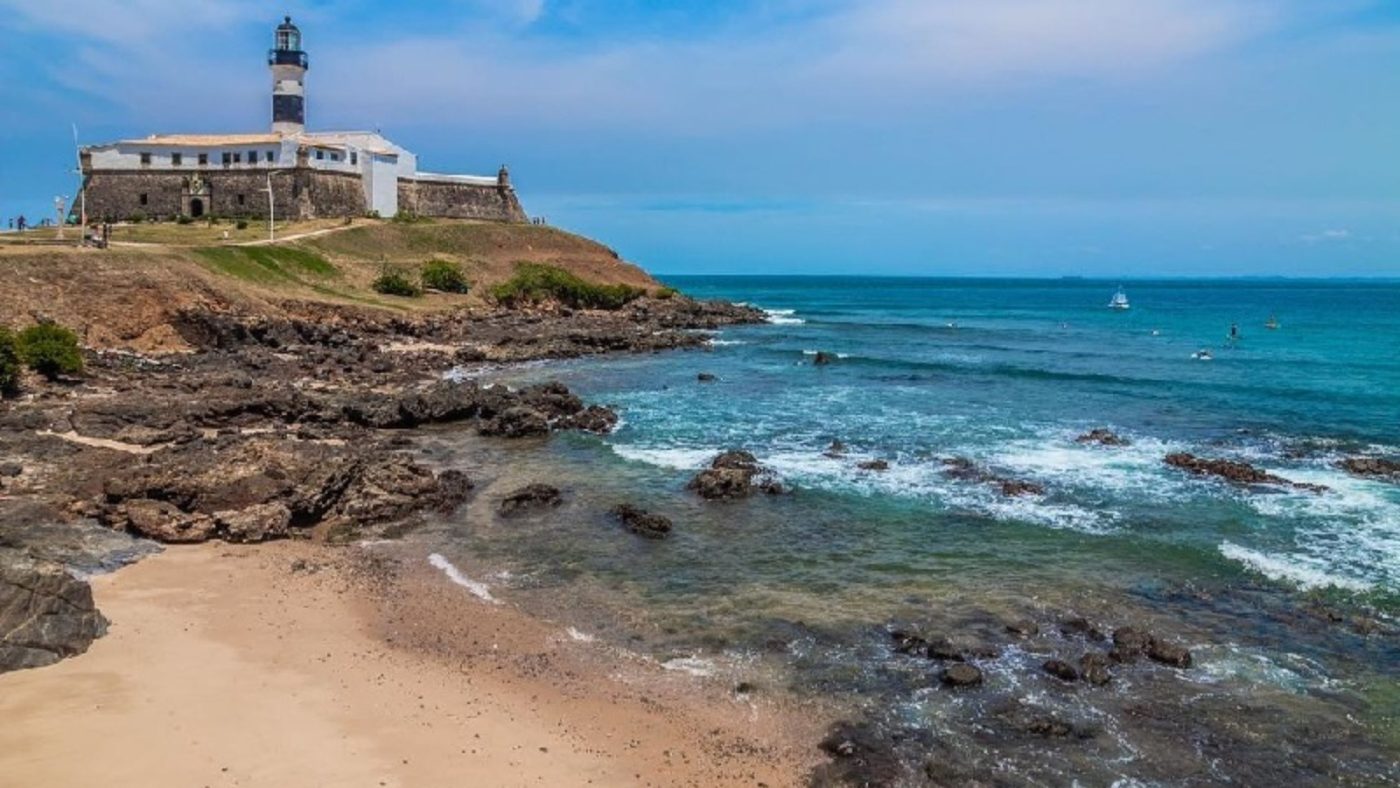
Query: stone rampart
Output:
[[397, 178, 526, 222]]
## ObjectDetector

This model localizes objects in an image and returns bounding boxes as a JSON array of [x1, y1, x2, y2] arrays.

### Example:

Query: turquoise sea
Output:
[[426, 277, 1400, 783]]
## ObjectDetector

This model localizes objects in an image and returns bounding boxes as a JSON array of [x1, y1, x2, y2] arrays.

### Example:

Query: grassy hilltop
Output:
[[0, 218, 660, 352]]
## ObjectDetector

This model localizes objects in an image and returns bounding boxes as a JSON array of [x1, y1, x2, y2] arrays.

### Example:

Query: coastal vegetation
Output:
[[371, 264, 422, 297], [490, 262, 645, 310], [15, 322, 83, 380], [0, 328, 20, 395], [419, 259, 470, 293]]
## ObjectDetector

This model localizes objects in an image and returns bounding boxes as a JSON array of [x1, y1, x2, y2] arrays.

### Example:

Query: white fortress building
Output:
[[78, 17, 525, 223]]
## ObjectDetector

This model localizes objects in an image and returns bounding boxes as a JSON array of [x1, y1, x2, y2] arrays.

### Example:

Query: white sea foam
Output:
[[662, 656, 716, 677], [610, 444, 717, 471], [1218, 542, 1372, 592], [707, 339, 747, 346], [763, 308, 805, 325], [427, 553, 501, 603], [802, 349, 850, 358]]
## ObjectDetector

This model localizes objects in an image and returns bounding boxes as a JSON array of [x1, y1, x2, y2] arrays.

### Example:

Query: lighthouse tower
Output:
[[269, 16, 308, 134]]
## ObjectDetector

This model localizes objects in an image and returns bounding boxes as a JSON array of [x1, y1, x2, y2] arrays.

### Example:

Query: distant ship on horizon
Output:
[[1109, 287, 1130, 310]]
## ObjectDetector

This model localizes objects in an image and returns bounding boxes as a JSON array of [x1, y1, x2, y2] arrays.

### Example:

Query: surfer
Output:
[[1229, 323, 1240, 341]]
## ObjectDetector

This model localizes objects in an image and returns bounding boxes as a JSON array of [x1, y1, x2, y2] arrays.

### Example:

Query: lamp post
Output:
[[264, 171, 286, 242], [54, 195, 67, 240]]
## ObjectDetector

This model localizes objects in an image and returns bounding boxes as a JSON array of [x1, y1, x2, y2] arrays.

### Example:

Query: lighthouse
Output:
[[269, 16, 308, 134]]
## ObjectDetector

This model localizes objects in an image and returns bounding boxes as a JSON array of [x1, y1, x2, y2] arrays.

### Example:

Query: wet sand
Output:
[[0, 541, 817, 787]]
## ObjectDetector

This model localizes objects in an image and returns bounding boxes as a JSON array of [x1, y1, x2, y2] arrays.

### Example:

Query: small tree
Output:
[[421, 259, 470, 294], [0, 328, 21, 396], [372, 265, 422, 297], [17, 322, 83, 380]]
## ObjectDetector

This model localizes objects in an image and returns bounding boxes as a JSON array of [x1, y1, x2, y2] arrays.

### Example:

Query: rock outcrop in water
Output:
[[611, 504, 672, 538], [688, 451, 785, 500], [498, 484, 563, 516], [940, 457, 1046, 497], [1164, 453, 1327, 493], [1336, 457, 1400, 483], [1075, 428, 1130, 446]]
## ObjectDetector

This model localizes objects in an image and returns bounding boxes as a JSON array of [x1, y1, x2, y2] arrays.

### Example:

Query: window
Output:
[[248, 150, 258, 163], [139, 152, 151, 166], [266, 151, 276, 163], [350, 152, 358, 166], [315, 150, 324, 160], [139, 193, 148, 206], [171, 153, 183, 166], [198, 153, 209, 166], [237, 194, 245, 206], [232, 152, 242, 164], [221, 152, 232, 165]]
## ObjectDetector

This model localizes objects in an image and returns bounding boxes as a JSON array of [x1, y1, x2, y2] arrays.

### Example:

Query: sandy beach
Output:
[[0, 541, 816, 787]]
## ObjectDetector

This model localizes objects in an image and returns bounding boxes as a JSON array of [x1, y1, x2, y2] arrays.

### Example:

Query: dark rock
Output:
[[688, 451, 784, 500], [1147, 638, 1193, 669], [1109, 627, 1152, 663], [498, 484, 562, 516], [1079, 652, 1113, 685], [1005, 618, 1039, 637], [812, 351, 837, 366], [1043, 659, 1080, 682], [734, 681, 757, 694], [1165, 453, 1328, 493], [999, 479, 1046, 497], [214, 502, 292, 543], [941, 663, 984, 687], [1075, 428, 1130, 446], [889, 629, 928, 655], [926, 637, 964, 661], [823, 440, 846, 458], [857, 459, 890, 471], [1337, 457, 1400, 483], [1, 548, 108, 673], [0, 463, 22, 478], [1060, 616, 1105, 642], [813, 722, 904, 787], [116, 499, 216, 543], [556, 404, 618, 434], [611, 504, 672, 539], [712, 450, 759, 471], [697, 373, 717, 382], [479, 406, 550, 438]]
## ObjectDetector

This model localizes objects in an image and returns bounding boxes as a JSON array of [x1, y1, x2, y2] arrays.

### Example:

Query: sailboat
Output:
[[1109, 287, 1130, 310], [1265, 315, 1280, 330]]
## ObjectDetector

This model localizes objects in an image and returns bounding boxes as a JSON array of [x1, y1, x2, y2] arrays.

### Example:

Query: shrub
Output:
[[391, 210, 430, 224], [654, 286, 679, 300], [372, 265, 422, 297], [127, 213, 146, 224], [176, 215, 194, 225], [420, 259, 470, 294], [0, 328, 21, 396], [490, 263, 645, 310], [235, 219, 249, 230], [17, 322, 83, 380]]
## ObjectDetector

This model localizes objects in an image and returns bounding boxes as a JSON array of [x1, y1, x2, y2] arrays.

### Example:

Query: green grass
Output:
[[490, 262, 645, 310], [194, 246, 338, 285]]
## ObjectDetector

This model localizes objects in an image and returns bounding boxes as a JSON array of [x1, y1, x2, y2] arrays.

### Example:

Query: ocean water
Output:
[[425, 277, 1400, 783]]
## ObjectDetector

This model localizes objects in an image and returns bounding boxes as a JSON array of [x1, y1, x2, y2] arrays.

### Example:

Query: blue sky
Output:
[[2, 0, 1398, 276]]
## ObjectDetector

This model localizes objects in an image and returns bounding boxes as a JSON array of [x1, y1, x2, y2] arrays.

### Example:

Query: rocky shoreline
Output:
[[0, 295, 763, 672]]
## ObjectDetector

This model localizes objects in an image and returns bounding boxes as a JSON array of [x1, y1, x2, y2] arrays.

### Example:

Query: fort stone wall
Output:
[[397, 178, 526, 223]]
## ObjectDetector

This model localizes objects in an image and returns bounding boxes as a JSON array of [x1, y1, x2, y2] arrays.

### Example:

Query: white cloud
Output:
[[1300, 228, 1352, 243], [0, 0, 265, 43]]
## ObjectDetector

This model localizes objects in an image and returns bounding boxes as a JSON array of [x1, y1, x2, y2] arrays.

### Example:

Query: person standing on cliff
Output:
[[16, 215, 26, 232]]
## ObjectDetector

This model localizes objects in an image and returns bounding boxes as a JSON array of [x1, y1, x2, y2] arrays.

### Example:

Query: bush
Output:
[[176, 215, 194, 225], [420, 259, 470, 294], [654, 286, 678, 300], [127, 213, 146, 224], [17, 322, 83, 380], [235, 219, 249, 230], [372, 265, 422, 297], [490, 263, 645, 310], [0, 328, 21, 396], [391, 210, 430, 224]]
